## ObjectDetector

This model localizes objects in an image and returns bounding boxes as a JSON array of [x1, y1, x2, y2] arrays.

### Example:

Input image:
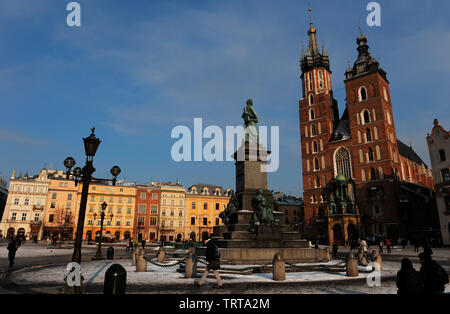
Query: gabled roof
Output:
[[397, 139, 429, 168]]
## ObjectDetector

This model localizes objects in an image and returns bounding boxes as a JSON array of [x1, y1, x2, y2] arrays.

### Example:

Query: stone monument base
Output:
[[213, 210, 330, 265]]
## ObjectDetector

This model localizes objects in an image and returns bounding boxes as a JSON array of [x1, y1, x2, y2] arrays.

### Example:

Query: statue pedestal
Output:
[[213, 141, 329, 265]]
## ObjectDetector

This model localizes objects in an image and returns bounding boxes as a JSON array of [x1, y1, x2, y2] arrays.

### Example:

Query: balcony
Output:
[[33, 205, 45, 211]]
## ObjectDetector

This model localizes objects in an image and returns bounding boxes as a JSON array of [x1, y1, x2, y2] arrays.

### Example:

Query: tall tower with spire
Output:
[[299, 9, 339, 238]]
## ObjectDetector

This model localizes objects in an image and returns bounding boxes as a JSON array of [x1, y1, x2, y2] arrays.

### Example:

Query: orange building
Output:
[[43, 172, 78, 240], [134, 184, 161, 242], [185, 184, 232, 242]]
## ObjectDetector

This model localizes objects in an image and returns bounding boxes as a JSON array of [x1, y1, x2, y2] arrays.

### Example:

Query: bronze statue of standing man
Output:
[[242, 99, 259, 143]]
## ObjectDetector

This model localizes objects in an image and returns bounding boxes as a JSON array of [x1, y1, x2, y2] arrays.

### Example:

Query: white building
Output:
[[0, 169, 51, 240], [427, 119, 450, 245]]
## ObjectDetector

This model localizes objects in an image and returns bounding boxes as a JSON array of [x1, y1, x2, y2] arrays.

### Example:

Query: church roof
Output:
[[329, 108, 351, 143], [397, 139, 429, 168]]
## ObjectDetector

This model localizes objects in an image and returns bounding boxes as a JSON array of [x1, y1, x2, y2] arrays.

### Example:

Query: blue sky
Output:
[[0, 0, 449, 196]]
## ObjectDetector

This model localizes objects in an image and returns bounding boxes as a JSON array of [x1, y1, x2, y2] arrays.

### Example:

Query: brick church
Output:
[[299, 11, 441, 245]]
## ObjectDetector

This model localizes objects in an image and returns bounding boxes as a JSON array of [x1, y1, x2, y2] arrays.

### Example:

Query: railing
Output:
[[33, 205, 45, 211]]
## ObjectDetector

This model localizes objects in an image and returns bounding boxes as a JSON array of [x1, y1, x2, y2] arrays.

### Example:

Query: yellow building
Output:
[[156, 181, 186, 242], [72, 181, 137, 242], [43, 173, 78, 240], [185, 184, 231, 242]]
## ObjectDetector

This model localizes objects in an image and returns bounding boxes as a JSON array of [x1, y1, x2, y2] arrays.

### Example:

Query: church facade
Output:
[[299, 13, 439, 245]]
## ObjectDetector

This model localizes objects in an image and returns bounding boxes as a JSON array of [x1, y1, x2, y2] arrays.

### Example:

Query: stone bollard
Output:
[[360, 255, 368, 267], [132, 247, 141, 266], [272, 253, 286, 281], [104, 264, 127, 294], [185, 252, 195, 278], [157, 247, 165, 263], [107, 247, 114, 260], [346, 253, 359, 277], [371, 250, 383, 271], [136, 249, 147, 272]]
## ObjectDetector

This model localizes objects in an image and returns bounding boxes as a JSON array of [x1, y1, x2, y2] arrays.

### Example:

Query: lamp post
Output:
[[64, 128, 121, 265], [93, 201, 108, 260]]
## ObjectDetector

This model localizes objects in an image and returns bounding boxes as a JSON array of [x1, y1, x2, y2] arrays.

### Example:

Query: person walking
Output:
[[378, 240, 384, 254], [332, 243, 338, 257], [7, 237, 20, 267], [386, 239, 392, 254], [129, 237, 134, 252], [396, 258, 423, 294], [419, 252, 449, 294], [141, 237, 146, 250], [194, 234, 223, 289]]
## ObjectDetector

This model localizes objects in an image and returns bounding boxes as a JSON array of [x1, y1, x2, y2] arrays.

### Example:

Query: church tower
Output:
[[299, 9, 339, 237], [344, 29, 401, 185]]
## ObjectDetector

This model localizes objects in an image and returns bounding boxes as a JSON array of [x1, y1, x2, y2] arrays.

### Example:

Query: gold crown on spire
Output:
[[308, 8, 316, 33]]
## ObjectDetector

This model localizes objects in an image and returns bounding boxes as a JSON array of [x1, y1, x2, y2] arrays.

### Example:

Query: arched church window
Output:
[[360, 87, 367, 101], [366, 128, 372, 142], [314, 158, 320, 171], [334, 147, 352, 179], [361, 169, 366, 182], [363, 110, 371, 124], [370, 167, 376, 181], [318, 71, 323, 89], [311, 124, 317, 136], [313, 141, 318, 153], [308, 73, 313, 90], [309, 94, 314, 106], [316, 176, 321, 188], [378, 167, 384, 179], [310, 109, 315, 120], [368, 147, 375, 162]]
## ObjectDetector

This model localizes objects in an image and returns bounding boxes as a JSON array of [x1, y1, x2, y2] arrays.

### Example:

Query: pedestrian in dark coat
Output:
[[7, 237, 20, 267], [195, 234, 223, 288], [332, 243, 338, 257], [396, 258, 423, 294], [378, 240, 384, 254], [419, 253, 449, 294]]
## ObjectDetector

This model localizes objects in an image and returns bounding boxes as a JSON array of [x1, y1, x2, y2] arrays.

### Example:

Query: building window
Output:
[[314, 158, 320, 171], [51, 202, 56, 209], [360, 87, 367, 101], [170, 221, 174, 228], [215, 218, 220, 226], [215, 203, 220, 210], [14, 198, 19, 205], [138, 217, 145, 226], [52, 193, 57, 199], [335, 147, 352, 178], [191, 217, 196, 226], [179, 210, 183, 216], [368, 147, 375, 162], [316, 176, 321, 188], [138, 204, 146, 214], [68, 194, 72, 200], [49, 214, 54, 223], [11, 212, 17, 220], [363, 110, 370, 124], [313, 141, 318, 153], [66, 202, 71, 209], [366, 128, 372, 142], [140, 193, 146, 199], [24, 198, 29, 205], [88, 218, 93, 225], [126, 220, 131, 226], [90, 196, 95, 201], [34, 213, 40, 221], [203, 202, 208, 210], [203, 218, 208, 226], [311, 124, 317, 136], [151, 205, 157, 214], [100, 196, 104, 202], [128, 198, 132, 204], [170, 211, 174, 217], [370, 168, 377, 181], [309, 94, 314, 106], [439, 149, 446, 162], [127, 208, 132, 214], [150, 217, 157, 226], [162, 211, 166, 216], [118, 197, 123, 203], [441, 169, 450, 182], [152, 193, 158, 200], [117, 208, 122, 213], [310, 109, 315, 121]]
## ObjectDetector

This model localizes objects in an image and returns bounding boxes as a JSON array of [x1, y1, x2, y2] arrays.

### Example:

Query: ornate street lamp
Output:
[[93, 202, 110, 260], [64, 128, 122, 265]]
